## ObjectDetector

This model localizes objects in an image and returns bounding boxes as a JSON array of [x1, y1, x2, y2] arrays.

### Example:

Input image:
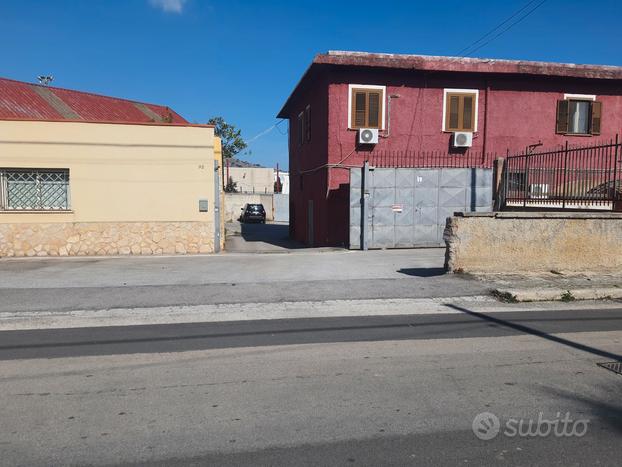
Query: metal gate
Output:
[[349, 167, 493, 249], [273, 193, 289, 223]]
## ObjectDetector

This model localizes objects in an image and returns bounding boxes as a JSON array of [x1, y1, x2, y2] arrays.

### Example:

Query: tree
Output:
[[224, 176, 238, 193], [274, 176, 283, 193], [207, 117, 247, 159]]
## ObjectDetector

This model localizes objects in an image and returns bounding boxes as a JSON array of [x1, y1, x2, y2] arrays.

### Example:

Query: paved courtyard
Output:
[[224, 221, 305, 253]]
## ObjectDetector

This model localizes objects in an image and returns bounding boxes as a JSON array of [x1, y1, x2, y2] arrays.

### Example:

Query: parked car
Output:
[[240, 203, 266, 223]]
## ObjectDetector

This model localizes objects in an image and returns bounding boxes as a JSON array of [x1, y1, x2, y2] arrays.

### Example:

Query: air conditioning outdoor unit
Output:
[[453, 131, 473, 148], [358, 128, 379, 145], [529, 183, 549, 199]]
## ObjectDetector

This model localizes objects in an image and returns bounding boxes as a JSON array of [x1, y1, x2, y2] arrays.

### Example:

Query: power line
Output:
[[231, 119, 287, 158], [455, 0, 540, 57], [455, 0, 548, 58], [465, 0, 548, 57], [244, 119, 287, 144]]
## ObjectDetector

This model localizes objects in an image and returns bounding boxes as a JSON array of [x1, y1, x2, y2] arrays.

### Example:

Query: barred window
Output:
[[0, 169, 70, 211]]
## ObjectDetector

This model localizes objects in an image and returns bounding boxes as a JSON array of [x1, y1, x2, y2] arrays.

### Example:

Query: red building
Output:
[[277, 51, 622, 247]]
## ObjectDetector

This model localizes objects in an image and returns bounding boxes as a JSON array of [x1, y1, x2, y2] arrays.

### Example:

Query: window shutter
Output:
[[462, 95, 474, 131], [591, 101, 602, 135], [353, 92, 367, 128], [297, 113, 304, 146], [447, 95, 460, 130], [556, 100, 569, 134], [304, 106, 311, 142], [368, 92, 381, 128]]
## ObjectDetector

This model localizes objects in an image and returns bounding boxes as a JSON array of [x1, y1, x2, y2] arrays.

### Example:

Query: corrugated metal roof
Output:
[[0, 77, 188, 124]]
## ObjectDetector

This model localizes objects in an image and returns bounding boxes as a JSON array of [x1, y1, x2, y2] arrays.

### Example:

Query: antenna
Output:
[[37, 75, 54, 86]]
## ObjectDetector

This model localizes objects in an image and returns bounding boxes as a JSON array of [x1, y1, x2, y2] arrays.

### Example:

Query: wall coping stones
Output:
[[454, 211, 622, 220]]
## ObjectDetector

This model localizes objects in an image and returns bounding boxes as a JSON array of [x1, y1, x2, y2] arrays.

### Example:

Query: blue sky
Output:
[[1, 0, 621, 170]]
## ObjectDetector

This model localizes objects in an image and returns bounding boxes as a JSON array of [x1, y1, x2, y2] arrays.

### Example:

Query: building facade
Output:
[[0, 78, 223, 257], [278, 51, 622, 247], [228, 167, 275, 194]]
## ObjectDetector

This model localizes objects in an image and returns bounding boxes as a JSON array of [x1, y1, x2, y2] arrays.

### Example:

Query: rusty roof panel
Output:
[[0, 77, 188, 124], [0, 78, 63, 120], [30, 85, 82, 120]]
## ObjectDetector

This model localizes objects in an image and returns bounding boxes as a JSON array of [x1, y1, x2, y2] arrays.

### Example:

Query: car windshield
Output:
[[248, 204, 264, 212]]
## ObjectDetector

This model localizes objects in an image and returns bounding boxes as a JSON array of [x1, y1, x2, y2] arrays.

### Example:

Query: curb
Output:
[[492, 287, 622, 303]]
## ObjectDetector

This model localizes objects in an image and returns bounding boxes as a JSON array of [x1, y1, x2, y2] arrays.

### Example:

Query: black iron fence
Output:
[[366, 150, 496, 168], [502, 136, 622, 211]]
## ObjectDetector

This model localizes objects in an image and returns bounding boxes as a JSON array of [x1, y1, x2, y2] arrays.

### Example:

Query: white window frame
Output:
[[442, 88, 479, 132], [563, 93, 596, 101], [563, 94, 597, 135], [347, 84, 386, 130]]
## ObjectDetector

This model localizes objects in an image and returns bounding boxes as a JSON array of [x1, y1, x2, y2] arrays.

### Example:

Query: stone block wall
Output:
[[0, 221, 215, 257], [444, 212, 622, 274]]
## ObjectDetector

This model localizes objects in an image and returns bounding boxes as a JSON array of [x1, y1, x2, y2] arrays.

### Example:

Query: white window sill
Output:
[[0, 210, 74, 214]]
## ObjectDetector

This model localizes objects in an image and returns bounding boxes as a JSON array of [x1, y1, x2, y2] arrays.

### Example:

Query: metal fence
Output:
[[0, 169, 70, 211], [503, 136, 621, 211], [366, 150, 496, 169]]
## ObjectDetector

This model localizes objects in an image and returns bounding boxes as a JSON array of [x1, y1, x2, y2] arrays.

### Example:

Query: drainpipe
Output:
[[383, 94, 401, 139]]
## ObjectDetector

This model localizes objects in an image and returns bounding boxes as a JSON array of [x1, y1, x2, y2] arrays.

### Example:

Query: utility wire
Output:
[[455, 0, 548, 58], [454, 0, 540, 57], [231, 119, 287, 158], [244, 119, 286, 144]]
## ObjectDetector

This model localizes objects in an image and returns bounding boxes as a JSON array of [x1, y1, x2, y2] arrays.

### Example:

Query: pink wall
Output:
[[287, 66, 622, 246], [326, 69, 622, 190]]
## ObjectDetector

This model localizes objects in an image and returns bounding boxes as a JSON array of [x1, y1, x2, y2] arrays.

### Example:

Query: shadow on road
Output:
[[445, 303, 622, 361], [239, 222, 305, 249], [397, 267, 446, 277], [225, 222, 310, 253], [539, 385, 622, 434]]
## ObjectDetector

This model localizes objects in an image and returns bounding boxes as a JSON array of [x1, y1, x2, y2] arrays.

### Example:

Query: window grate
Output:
[[1, 169, 70, 211]]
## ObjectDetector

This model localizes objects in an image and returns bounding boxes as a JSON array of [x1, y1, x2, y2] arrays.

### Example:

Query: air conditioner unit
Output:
[[529, 183, 549, 199], [358, 128, 379, 145], [453, 131, 473, 148]]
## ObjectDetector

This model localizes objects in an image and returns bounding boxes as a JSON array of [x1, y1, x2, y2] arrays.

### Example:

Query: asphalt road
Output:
[[1, 307, 622, 360], [1, 307, 622, 466]]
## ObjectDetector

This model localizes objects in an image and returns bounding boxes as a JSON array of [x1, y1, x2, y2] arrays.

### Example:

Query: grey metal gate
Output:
[[273, 194, 289, 223], [350, 167, 492, 249]]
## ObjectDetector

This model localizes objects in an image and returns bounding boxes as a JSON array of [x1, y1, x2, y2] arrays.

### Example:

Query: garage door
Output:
[[349, 167, 493, 249]]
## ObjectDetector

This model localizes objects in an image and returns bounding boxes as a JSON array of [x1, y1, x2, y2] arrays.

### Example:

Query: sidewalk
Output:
[[478, 272, 622, 302], [0, 249, 621, 331]]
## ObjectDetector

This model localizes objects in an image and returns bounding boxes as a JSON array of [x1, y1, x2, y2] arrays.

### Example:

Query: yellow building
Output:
[[0, 77, 223, 257]]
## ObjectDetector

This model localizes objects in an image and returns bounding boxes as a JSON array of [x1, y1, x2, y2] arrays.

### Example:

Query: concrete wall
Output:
[[229, 167, 274, 194], [224, 193, 274, 222], [444, 212, 622, 274], [0, 120, 219, 257], [274, 171, 289, 195]]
